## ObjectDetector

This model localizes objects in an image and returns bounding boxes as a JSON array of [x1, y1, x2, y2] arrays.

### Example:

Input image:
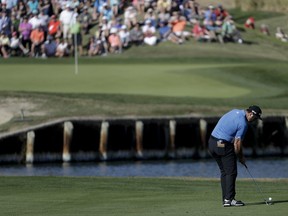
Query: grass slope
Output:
[[0, 177, 287, 216]]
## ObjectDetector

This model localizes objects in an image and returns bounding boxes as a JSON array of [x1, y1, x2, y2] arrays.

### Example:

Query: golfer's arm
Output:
[[234, 138, 243, 157]]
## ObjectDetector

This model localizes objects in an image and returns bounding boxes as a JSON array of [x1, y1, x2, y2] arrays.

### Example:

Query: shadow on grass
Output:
[[246, 200, 288, 206]]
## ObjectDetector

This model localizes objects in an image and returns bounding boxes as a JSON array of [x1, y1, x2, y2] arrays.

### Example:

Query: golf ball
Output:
[[269, 197, 272, 201]]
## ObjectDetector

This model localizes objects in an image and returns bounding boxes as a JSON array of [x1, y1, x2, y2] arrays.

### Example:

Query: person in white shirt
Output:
[[142, 19, 157, 46], [28, 10, 42, 29], [59, 3, 74, 39]]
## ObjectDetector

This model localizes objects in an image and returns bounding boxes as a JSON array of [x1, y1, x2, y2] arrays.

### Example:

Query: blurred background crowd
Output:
[[0, 0, 286, 59]]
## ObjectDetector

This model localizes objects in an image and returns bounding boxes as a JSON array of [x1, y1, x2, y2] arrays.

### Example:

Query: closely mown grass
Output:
[[0, 177, 287, 216]]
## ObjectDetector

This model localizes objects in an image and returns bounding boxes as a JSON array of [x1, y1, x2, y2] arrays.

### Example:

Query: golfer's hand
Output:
[[239, 156, 246, 166]]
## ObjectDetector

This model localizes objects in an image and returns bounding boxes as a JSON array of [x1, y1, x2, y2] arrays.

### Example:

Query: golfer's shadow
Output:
[[246, 200, 288, 206]]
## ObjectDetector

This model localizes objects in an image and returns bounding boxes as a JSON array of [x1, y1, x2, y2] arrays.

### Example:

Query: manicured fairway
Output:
[[0, 177, 287, 216]]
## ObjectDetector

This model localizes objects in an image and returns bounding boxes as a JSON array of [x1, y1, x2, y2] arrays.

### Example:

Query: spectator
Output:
[[59, 3, 74, 40], [9, 31, 30, 56], [142, 19, 157, 46], [79, 6, 92, 34], [40, 0, 53, 16], [0, 31, 10, 58], [124, 6, 137, 30], [41, 35, 57, 58], [170, 14, 191, 41], [28, 10, 42, 29], [158, 20, 182, 44], [55, 38, 69, 57], [129, 22, 144, 46], [275, 27, 288, 42], [0, 10, 12, 37], [18, 15, 32, 50], [70, 15, 83, 56], [191, 19, 211, 42], [48, 14, 61, 37], [17, 0, 28, 18], [260, 24, 270, 36], [27, 0, 39, 14], [221, 16, 243, 43], [100, 3, 113, 22], [110, 0, 120, 17], [157, 0, 171, 13], [30, 26, 45, 57], [144, 7, 157, 27], [133, 0, 145, 16], [214, 4, 229, 21], [118, 25, 130, 47], [244, 16, 255, 29], [108, 27, 122, 53]]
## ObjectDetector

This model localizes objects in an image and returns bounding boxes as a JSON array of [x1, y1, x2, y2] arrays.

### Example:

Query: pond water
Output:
[[0, 158, 287, 178]]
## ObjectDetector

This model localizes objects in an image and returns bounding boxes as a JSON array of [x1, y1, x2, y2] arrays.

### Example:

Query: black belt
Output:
[[211, 135, 233, 144]]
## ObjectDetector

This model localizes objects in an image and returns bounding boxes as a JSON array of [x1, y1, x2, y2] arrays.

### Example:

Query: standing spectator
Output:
[[132, 0, 145, 16], [40, 0, 53, 16], [0, 31, 10, 58], [70, 15, 83, 56], [18, 16, 32, 50], [59, 3, 74, 40], [79, 6, 92, 34], [110, 0, 120, 17], [142, 19, 157, 46], [48, 14, 61, 37], [30, 25, 45, 57]]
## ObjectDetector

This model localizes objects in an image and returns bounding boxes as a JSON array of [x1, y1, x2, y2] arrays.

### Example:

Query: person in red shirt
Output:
[[48, 15, 61, 38]]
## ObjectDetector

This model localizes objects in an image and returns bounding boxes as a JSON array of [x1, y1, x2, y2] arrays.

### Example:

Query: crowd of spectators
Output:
[[0, 0, 246, 59]]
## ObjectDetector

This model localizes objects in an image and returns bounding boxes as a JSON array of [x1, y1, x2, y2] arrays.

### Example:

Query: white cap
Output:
[[110, 28, 117, 34], [145, 20, 151, 24]]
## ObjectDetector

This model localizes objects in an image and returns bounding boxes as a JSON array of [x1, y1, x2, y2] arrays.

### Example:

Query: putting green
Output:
[[0, 63, 256, 98]]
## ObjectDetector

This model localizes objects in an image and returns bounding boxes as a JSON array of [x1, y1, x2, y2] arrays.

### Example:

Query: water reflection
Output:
[[0, 159, 287, 178]]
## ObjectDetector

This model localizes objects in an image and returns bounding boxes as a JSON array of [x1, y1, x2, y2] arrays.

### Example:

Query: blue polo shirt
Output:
[[211, 109, 248, 143]]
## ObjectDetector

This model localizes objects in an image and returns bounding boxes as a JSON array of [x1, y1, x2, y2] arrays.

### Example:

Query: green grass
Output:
[[1, 9, 288, 132], [0, 177, 287, 216]]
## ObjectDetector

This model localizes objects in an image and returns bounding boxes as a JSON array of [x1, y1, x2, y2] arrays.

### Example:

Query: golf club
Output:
[[243, 164, 272, 205]]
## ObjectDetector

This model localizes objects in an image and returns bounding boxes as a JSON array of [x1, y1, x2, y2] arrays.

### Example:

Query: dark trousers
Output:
[[208, 136, 237, 201]]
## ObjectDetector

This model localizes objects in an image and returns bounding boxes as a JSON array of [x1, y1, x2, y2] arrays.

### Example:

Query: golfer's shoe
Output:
[[223, 199, 245, 207]]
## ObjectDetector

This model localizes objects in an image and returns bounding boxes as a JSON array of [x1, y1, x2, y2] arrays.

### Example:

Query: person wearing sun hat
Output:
[[208, 105, 262, 207]]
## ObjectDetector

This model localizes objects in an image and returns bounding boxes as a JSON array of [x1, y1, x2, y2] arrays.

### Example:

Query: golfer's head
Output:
[[246, 105, 262, 121]]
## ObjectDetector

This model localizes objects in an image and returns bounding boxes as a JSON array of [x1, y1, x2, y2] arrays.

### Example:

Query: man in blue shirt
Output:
[[209, 105, 262, 207]]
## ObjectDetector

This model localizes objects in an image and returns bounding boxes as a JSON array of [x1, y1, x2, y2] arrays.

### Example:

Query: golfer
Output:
[[208, 105, 262, 207]]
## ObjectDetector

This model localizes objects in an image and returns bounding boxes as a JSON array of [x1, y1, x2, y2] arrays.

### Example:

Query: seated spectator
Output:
[[27, 0, 39, 14], [18, 16, 32, 50], [260, 24, 270, 36], [118, 25, 130, 48], [30, 26, 45, 57], [275, 27, 288, 42], [129, 22, 144, 46], [191, 19, 211, 42], [9, 31, 29, 56], [0, 31, 10, 58], [41, 35, 57, 58], [170, 14, 191, 41], [108, 27, 122, 53], [214, 4, 229, 21], [158, 20, 182, 44], [221, 16, 243, 44], [142, 19, 157, 46], [245, 16, 255, 29], [144, 8, 157, 27], [55, 38, 70, 57]]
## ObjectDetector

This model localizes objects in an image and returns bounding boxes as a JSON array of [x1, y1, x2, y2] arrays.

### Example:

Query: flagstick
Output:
[[74, 32, 78, 75]]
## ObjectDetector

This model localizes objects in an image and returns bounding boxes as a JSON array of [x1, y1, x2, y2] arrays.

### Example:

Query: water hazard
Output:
[[0, 158, 287, 178]]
